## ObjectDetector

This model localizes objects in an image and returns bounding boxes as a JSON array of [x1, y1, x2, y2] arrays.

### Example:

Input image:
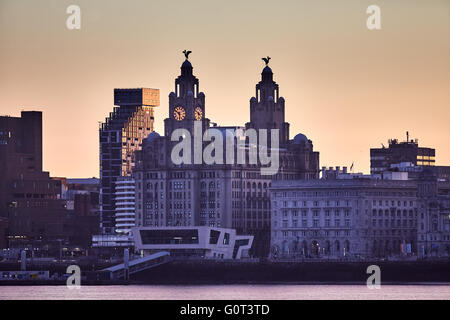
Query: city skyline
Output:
[[1, 1, 450, 302], [1, 0, 449, 178]]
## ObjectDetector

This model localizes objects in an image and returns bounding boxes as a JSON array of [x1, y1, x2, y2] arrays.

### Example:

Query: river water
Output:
[[1, 285, 450, 300]]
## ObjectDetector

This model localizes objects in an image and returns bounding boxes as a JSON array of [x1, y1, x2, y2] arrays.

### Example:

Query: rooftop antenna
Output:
[[406, 131, 409, 142]]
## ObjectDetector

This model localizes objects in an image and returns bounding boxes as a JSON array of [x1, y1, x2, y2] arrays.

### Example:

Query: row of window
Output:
[[278, 209, 351, 217], [277, 219, 352, 228], [274, 190, 416, 198], [372, 219, 416, 228], [278, 230, 351, 238], [276, 200, 352, 208], [372, 200, 415, 207]]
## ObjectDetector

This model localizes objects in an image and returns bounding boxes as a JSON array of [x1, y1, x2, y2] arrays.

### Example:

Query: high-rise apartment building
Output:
[[114, 176, 136, 234], [99, 88, 159, 235]]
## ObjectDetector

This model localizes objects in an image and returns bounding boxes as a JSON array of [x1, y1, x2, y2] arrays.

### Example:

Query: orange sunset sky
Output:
[[0, 0, 449, 178]]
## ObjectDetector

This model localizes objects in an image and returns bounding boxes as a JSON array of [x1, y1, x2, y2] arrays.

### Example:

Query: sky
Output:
[[0, 0, 449, 178]]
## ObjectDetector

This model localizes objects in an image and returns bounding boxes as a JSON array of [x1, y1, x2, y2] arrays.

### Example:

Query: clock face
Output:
[[173, 106, 186, 121], [194, 107, 203, 120]]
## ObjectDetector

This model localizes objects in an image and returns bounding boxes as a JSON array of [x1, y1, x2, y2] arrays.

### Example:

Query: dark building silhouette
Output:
[[62, 178, 100, 248], [370, 134, 435, 174], [133, 54, 319, 257], [99, 89, 159, 235], [0, 217, 7, 249], [245, 64, 289, 147], [0, 111, 66, 248]]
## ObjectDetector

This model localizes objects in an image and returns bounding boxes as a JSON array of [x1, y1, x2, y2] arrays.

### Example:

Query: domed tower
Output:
[[165, 51, 209, 137], [245, 58, 290, 147]]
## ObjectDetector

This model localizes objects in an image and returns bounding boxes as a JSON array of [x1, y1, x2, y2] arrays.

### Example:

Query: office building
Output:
[[133, 53, 319, 257], [62, 178, 100, 248], [0, 111, 66, 248], [270, 175, 419, 259], [388, 162, 450, 182], [370, 133, 435, 174]]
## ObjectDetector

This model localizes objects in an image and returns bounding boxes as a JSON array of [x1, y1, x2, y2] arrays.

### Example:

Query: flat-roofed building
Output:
[[270, 177, 419, 259], [370, 133, 435, 174], [132, 226, 253, 259], [0, 111, 67, 248]]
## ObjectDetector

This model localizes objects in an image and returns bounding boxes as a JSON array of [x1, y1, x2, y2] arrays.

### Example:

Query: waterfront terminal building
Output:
[[131, 226, 253, 259]]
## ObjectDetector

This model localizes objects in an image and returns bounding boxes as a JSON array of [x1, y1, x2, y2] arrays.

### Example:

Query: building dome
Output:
[[147, 131, 160, 143], [261, 65, 274, 82], [293, 133, 308, 144], [181, 59, 192, 69], [262, 66, 273, 74]]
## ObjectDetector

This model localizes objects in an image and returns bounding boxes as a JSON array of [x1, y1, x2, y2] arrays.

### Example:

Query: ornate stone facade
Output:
[[133, 54, 319, 257], [270, 178, 419, 259]]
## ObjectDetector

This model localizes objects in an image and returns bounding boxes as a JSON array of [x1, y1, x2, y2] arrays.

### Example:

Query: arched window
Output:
[[335, 240, 340, 253], [344, 240, 350, 252]]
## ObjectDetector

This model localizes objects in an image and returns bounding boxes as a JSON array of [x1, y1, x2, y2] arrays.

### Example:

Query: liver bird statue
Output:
[[183, 50, 192, 60], [262, 56, 271, 65]]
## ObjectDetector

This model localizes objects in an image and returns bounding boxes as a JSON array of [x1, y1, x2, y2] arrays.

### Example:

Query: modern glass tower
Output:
[[99, 88, 159, 235]]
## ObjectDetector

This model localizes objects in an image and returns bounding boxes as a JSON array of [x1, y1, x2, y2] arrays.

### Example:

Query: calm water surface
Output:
[[1, 285, 450, 300]]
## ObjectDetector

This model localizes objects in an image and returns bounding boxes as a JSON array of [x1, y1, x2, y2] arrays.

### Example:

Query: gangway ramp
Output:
[[103, 251, 170, 280]]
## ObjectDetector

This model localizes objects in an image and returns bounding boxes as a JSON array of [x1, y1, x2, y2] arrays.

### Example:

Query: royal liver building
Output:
[[133, 52, 319, 257]]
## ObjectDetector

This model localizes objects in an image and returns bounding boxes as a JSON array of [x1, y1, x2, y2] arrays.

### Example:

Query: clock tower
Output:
[[164, 51, 209, 137], [245, 58, 290, 147]]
